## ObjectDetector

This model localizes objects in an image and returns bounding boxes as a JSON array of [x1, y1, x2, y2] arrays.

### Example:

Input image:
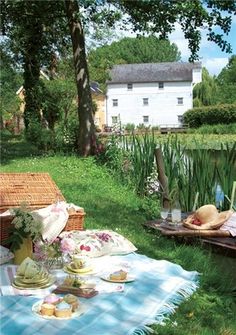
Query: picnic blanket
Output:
[[0, 253, 199, 335]]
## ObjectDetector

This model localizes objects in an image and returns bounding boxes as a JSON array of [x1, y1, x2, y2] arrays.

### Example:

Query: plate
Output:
[[12, 275, 55, 290], [16, 274, 49, 285], [32, 300, 86, 320], [14, 275, 50, 287], [100, 275, 135, 283], [63, 265, 93, 275]]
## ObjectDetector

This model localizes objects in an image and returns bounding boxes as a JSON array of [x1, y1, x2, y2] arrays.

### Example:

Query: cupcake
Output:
[[63, 294, 79, 312], [110, 270, 127, 281], [44, 293, 61, 305], [55, 301, 72, 318], [40, 303, 55, 316]]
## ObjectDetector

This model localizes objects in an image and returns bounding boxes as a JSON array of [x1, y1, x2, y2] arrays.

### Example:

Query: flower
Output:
[[34, 236, 77, 262], [60, 237, 77, 254], [7, 204, 43, 253], [146, 170, 161, 195]]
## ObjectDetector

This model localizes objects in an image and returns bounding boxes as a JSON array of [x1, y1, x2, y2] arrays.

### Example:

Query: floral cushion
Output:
[[59, 230, 137, 257], [0, 245, 14, 265]]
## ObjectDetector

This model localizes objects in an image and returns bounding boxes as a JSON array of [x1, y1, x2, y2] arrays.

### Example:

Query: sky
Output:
[[168, 17, 236, 76], [115, 13, 236, 77]]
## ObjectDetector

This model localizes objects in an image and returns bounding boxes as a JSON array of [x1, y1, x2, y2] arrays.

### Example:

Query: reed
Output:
[[215, 142, 236, 209], [105, 133, 235, 212], [128, 131, 157, 195]]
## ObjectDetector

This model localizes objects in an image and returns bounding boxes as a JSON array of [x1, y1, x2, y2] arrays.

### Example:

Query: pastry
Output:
[[44, 293, 61, 305], [54, 301, 72, 318], [109, 270, 127, 281], [62, 275, 84, 288], [40, 303, 55, 316], [63, 294, 79, 311]]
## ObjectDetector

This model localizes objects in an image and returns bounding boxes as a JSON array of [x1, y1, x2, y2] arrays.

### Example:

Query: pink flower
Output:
[[80, 244, 91, 252], [60, 237, 76, 254]]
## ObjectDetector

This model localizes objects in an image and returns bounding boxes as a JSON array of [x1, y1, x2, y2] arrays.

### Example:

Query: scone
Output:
[[109, 270, 127, 281], [43, 293, 61, 305], [40, 303, 55, 316], [54, 301, 72, 318], [63, 294, 79, 312]]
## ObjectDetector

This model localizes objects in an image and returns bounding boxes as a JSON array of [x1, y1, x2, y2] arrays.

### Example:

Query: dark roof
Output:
[[107, 62, 201, 84]]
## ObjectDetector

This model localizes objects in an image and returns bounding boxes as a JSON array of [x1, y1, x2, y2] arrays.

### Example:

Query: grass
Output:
[[1, 132, 236, 335]]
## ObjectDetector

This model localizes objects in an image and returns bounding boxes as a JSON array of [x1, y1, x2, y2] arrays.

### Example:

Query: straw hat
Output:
[[183, 204, 233, 230]]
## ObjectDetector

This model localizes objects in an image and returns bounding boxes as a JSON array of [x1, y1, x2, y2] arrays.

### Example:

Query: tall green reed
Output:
[[127, 131, 157, 195], [161, 137, 235, 211], [215, 142, 236, 209], [102, 133, 235, 212]]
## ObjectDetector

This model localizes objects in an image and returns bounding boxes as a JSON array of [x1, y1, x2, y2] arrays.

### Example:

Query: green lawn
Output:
[[1, 132, 236, 335]]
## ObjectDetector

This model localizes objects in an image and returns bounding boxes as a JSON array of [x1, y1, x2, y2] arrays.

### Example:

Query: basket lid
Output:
[[0, 173, 65, 211]]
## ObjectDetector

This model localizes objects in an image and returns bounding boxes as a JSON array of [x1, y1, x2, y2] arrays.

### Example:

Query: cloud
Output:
[[169, 22, 233, 76], [202, 57, 229, 76], [169, 23, 190, 59]]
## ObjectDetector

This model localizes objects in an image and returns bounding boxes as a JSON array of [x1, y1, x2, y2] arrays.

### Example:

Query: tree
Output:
[[193, 68, 218, 106], [216, 55, 236, 104], [1, 0, 235, 156], [0, 0, 69, 138], [64, 0, 97, 155], [0, 43, 22, 130], [88, 36, 181, 88]]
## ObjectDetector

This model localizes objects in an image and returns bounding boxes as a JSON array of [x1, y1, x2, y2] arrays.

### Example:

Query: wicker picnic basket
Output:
[[0, 173, 85, 244]]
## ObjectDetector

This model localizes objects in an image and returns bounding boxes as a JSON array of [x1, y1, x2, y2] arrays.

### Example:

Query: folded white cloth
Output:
[[31, 202, 69, 242], [0, 202, 83, 243], [220, 212, 236, 237]]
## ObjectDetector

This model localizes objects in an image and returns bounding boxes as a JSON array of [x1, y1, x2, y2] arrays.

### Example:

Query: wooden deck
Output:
[[160, 124, 188, 134], [142, 220, 236, 256]]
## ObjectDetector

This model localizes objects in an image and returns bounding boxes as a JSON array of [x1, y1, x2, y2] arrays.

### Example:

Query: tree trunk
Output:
[[64, 0, 97, 156], [23, 19, 43, 131]]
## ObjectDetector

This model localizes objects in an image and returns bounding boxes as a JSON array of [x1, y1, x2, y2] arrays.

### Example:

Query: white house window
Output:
[[112, 99, 118, 107], [158, 82, 164, 89], [143, 115, 149, 123], [143, 98, 149, 106], [177, 97, 183, 105], [178, 115, 183, 124], [112, 116, 118, 124], [127, 83, 133, 90]]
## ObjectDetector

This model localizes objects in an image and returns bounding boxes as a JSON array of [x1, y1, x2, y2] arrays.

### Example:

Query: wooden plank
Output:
[[142, 220, 236, 252]]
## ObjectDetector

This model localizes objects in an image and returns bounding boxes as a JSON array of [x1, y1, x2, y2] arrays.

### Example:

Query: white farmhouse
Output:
[[105, 62, 202, 128]]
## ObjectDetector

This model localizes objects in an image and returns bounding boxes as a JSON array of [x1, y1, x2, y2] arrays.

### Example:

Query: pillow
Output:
[[60, 229, 137, 257], [0, 245, 14, 265]]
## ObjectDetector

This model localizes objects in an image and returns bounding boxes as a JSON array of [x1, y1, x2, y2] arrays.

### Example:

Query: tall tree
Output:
[[216, 55, 236, 104], [0, 0, 68, 136], [1, 0, 235, 156], [88, 36, 181, 88], [0, 43, 22, 129], [64, 0, 97, 155], [193, 68, 218, 106]]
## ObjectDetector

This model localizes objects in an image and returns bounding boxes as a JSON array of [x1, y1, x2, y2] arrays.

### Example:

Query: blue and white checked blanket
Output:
[[0, 253, 199, 335]]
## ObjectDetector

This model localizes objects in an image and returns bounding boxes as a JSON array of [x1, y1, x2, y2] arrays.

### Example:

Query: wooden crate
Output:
[[0, 173, 85, 244]]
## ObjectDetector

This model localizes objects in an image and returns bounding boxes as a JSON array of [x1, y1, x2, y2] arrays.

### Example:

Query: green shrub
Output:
[[183, 104, 236, 127], [187, 123, 236, 134], [124, 123, 135, 132]]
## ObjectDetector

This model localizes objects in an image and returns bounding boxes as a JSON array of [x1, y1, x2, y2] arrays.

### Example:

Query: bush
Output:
[[124, 123, 135, 132], [183, 104, 236, 127], [187, 123, 236, 134]]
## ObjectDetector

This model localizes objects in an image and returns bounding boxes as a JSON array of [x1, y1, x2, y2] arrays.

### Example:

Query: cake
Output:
[[109, 270, 127, 281], [54, 301, 72, 318], [40, 303, 55, 316], [43, 293, 61, 305], [63, 294, 79, 312]]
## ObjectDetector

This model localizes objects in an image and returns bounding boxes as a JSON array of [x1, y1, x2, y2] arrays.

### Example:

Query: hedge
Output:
[[183, 104, 236, 128]]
